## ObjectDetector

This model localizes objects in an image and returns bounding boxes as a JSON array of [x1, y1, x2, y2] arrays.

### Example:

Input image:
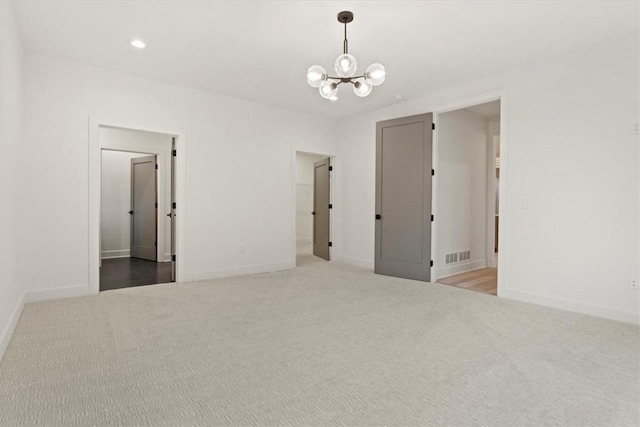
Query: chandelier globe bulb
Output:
[[335, 54, 357, 78], [307, 65, 327, 88], [365, 63, 386, 86], [353, 79, 372, 97], [319, 80, 339, 99]]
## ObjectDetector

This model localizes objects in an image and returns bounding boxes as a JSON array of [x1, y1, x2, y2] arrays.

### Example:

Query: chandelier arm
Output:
[[326, 75, 366, 81]]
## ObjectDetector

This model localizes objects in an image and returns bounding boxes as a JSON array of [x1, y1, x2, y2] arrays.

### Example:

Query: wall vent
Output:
[[445, 250, 471, 264]]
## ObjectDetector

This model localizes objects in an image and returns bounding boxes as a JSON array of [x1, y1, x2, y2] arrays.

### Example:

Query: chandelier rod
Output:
[[343, 21, 348, 54]]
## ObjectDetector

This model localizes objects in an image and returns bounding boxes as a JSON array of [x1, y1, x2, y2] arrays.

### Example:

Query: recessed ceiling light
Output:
[[130, 39, 146, 49]]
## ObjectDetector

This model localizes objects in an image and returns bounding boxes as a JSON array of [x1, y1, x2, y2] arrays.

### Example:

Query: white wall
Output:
[[338, 34, 639, 323], [295, 152, 326, 246], [100, 127, 173, 261], [13, 52, 338, 302], [101, 151, 147, 259], [436, 109, 488, 278], [0, 0, 25, 359]]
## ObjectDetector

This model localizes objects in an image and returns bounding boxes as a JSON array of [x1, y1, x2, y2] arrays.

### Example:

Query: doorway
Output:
[[98, 127, 176, 291], [434, 99, 502, 295], [294, 151, 333, 264]]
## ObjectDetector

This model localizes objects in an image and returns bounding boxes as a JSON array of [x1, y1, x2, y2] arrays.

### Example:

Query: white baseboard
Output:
[[101, 249, 130, 259], [0, 292, 26, 362], [164, 253, 172, 262], [500, 287, 640, 325], [296, 239, 312, 245], [183, 261, 294, 282], [436, 259, 487, 280], [1, 284, 90, 362], [24, 284, 90, 304], [340, 257, 374, 270]]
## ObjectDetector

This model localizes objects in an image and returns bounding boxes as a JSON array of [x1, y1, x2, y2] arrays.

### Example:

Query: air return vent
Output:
[[445, 250, 470, 264]]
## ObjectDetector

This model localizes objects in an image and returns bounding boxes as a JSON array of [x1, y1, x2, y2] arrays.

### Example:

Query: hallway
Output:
[[100, 258, 172, 291], [437, 268, 497, 295]]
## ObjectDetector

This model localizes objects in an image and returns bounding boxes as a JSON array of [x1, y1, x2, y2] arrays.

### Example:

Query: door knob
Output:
[[167, 213, 172, 218], [128, 210, 133, 215], [311, 211, 316, 215]]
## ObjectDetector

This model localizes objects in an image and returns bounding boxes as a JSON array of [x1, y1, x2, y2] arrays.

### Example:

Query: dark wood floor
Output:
[[100, 257, 172, 291], [437, 267, 497, 295]]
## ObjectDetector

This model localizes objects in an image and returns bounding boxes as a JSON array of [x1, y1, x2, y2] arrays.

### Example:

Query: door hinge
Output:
[[172, 255, 176, 262], [154, 241, 157, 247], [329, 166, 333, 172], [328, 242, 333, 247], [430, 215, 434, 222], [172, 149, 177, 157], [155, 202, 158, 208], [172, 202, 176, 209], [155, 164, 158, 170], [432, 123, 435, 130], [328, 204, 333, 209], [431, 169, 435, 176], [430, 260, 434, 267]]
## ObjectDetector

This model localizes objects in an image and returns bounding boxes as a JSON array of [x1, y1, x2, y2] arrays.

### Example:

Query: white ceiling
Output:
[[12, 1, 638, 119]]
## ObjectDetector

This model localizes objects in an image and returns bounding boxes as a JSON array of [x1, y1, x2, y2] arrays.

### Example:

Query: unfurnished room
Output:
[[0, 1, 638, 425]]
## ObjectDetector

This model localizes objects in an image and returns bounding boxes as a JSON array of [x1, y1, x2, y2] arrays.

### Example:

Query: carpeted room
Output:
[[2, 257, 638, 425], [0, 1, 638, 425]]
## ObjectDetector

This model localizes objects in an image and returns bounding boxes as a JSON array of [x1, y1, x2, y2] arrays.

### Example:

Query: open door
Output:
[[170, 138, 177, 281], [130, 155, 157, 261], [312, 157, 331, 261], [375, 114, 433, 281]]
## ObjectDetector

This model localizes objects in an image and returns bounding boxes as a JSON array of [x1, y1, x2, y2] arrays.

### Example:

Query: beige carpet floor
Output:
[[0, 255, 638, 425]]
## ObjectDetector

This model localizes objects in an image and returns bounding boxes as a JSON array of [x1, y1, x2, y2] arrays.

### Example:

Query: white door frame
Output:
[[430, 88, 509, 297], [486, 135, 500, 268], [290, 149, 337, 267], [89, 117, 186, 294]]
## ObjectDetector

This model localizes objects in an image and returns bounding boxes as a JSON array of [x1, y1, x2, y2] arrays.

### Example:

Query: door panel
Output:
[[130, 155, 157, 261], [170, 139, 176, 281], [375, 114, 432, 281], [313, 158, 331, 261]]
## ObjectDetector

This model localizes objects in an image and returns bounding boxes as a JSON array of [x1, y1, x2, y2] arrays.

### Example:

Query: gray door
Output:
[[170, 139, 176, 281], [375, 114, 433, 281], [313, 157, 331, 261], [130, 155, 157, 261]]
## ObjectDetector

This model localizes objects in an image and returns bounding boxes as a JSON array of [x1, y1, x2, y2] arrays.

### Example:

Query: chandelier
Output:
[[306, 11, 386, 100]]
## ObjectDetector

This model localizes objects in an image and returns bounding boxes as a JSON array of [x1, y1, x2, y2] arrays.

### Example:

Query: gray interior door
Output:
[[313, 157, 331, 261], [170, 139, 176, 281], [375, 114, 433, 281], [130, 155, 157, 261]]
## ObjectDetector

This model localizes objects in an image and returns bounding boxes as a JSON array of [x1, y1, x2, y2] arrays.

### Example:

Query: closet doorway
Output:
[[294, 151, 333, 264]]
